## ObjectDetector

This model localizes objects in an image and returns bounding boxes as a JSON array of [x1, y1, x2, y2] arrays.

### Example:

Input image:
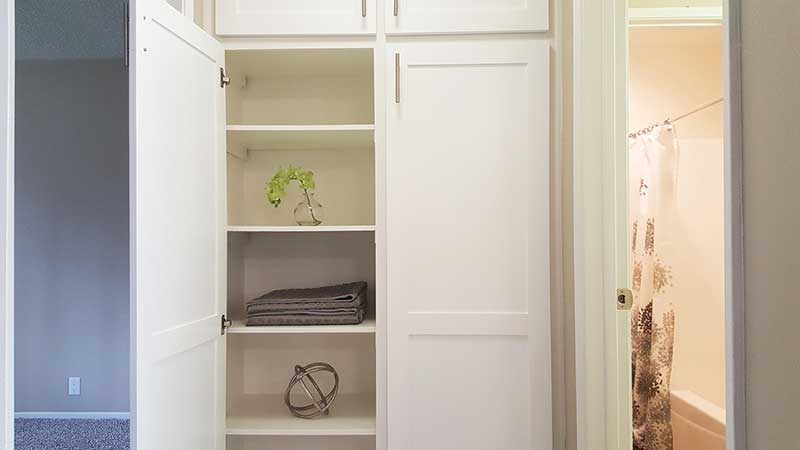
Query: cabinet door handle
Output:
[[362, 0, 366, 18], [394, 0, 398, 16], [395, 52, 400, 104]]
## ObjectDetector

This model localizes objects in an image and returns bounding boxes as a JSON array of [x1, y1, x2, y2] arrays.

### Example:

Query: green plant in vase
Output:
[[265, 166, 324, 226]]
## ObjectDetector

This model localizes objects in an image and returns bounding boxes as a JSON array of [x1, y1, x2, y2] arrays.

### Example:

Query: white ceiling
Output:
[[16, 0, 125, 60]]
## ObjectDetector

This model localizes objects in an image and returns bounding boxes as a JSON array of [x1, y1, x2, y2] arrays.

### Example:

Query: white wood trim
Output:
[[0, 0, 12, 447], [227, 319, 376, 334], [128, 0, 138, 448], [629, 7, 723, 28], [550, 0, 567, 446], [227, 225, 375, 233], [226, 394, 376, 436], [182, 0, 194, 24], [15, 412, 131, 420], [573, 0, 630, 448], [723, 1, 746, 449], [221, 37, 377, 51], [373, 4, 387, 449], [226, 124, 375, 132]]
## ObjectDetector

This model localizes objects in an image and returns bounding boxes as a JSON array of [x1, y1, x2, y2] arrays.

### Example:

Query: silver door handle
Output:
[[394, 0, 398, 16], [362, 0, 366, 18], [395, 53, 400, 104]]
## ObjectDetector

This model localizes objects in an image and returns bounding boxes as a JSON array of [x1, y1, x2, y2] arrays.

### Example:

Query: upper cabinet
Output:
[[216, 0, 377, 36], [385, 0, 548, 35]]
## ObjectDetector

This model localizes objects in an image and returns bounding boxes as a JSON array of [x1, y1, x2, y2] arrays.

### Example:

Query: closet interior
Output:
[[224, 48, 377, 449]]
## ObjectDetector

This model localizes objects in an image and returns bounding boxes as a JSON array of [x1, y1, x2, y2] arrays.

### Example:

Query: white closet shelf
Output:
[[227, 125, 375, 132], [226, 125, 375, 160], [226, 394, 376, 436], [227, 319, 376, 334], [227, 225, 375, 233]]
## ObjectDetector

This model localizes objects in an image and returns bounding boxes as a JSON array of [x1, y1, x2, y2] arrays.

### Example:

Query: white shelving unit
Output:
[[228, 125, 375, 132], [226, 125, 375, 161], [228, 225, 375, 233], [226, 394, 377, 436], [224, 48, 377, 448], [227, 319, 376, 334]]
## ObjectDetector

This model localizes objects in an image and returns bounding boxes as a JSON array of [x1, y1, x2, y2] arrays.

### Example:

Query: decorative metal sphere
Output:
[[284, 362, 340, 419]]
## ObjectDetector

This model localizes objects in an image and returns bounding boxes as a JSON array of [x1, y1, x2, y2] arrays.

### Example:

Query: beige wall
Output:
[[629, 27, 726, 409], [740, 1, 800, 448]]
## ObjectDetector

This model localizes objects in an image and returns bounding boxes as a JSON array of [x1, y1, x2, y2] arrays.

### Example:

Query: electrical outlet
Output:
[[68, 377, 80, 396]]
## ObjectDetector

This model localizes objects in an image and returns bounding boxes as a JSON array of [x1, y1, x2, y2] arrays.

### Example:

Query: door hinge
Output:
[[616, 288, 633, 311], [220, 67, 231, 88], [221, 314, 232, 335], [123, 1, 130, 68]]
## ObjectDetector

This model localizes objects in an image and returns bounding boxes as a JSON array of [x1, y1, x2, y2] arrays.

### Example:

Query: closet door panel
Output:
[[408, 335, 531, 450], [133, 1, 226, 449], [386, 0, 548, 34], [386, 41, 551, 450], [216, 0, 376, 36]]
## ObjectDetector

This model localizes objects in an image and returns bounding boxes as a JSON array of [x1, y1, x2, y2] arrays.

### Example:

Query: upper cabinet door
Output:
[[217, 0, 377, 36], [386, 0, 548, 34], [386, 41, 551, 450], [133, 1, 226, 449]]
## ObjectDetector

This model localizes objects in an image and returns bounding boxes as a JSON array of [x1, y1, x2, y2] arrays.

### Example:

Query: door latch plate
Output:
[[616, 288, 633, 311]]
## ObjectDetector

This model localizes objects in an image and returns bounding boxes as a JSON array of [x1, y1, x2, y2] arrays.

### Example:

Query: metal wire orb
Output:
[[284, 362, 340, 419]]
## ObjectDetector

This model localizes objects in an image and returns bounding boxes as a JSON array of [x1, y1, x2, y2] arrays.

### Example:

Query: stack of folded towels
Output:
[[246, 281, 368, 327]]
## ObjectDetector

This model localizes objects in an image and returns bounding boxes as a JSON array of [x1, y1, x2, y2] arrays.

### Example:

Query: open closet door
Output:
[[131, 1, 226, 449]]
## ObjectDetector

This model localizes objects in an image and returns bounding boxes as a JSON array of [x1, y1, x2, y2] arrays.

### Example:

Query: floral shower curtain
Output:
[[630, 123, 679, 450]]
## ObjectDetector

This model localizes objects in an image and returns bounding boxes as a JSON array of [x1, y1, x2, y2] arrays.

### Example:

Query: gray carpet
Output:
[[15, 419, 129, 450]]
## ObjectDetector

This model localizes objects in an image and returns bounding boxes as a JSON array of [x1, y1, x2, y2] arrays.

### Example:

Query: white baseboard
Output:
[[15, 412, 130, 420]]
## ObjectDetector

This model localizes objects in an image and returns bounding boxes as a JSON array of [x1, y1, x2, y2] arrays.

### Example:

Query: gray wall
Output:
[[741, 1, 800, 448], [14, 59, 129, 413]]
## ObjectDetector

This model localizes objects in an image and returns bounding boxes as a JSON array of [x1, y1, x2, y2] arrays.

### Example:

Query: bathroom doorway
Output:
[[571, 0, 745, 449], [627, 6, 725, 450]]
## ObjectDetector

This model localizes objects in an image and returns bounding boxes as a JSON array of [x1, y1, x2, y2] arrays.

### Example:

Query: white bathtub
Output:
[[671, 390, 726, 450]]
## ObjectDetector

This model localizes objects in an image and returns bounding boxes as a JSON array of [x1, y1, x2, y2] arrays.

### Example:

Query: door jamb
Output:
[[572, 0, 630, 448], [723, 0, 746, 448], [572, 0, 747, 449], [0, 0, 13, 447]]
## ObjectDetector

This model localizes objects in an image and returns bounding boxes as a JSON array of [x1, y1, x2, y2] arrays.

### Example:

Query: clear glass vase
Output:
[[294, 192, 324, 226]]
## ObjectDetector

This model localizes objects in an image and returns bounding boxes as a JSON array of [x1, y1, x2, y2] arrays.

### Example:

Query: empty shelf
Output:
[[226, 125, 375, 159], [227, 225, 375, 233], [227, 319, 376, 335], [226, 394, 376, 436]]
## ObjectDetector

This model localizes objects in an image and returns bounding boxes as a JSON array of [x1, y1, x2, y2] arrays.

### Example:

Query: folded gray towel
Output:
[[247, 282, 367, 307], [247, 311, 365, 327], [247, 291, 366, 315], [245, 282, 368, 327], [249, 308, 362, 317]]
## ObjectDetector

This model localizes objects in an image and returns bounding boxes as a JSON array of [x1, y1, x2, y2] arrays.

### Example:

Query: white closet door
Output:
[[132, 1, 226, 450], [386, 0, 548, 34], [386, 41, 551, 450], [216, 0, 376, 36]]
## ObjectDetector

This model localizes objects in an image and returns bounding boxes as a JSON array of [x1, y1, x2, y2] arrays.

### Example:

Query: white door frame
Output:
[[0, 0, 13, 446], [572, 0, 746, 449]]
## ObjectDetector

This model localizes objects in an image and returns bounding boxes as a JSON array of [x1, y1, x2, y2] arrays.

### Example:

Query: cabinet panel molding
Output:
[[217, 0, 377, 36], [386, 40, 552, 450], [386, 0, 548, 35]]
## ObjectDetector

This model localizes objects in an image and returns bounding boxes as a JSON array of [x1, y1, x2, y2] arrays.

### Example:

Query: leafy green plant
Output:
[[265, 166, 317, 207]]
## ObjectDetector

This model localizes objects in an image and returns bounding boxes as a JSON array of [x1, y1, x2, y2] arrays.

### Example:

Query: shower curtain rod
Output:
[[629, 96, 724, 138]]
